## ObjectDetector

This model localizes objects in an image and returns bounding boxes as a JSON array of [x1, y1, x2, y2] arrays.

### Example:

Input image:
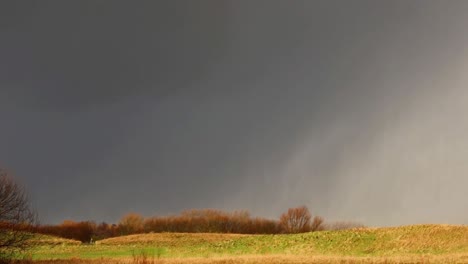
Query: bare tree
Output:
[[279, 206, 312, 233], [0, 168, 37, 261], [310, 216, 325, 231]]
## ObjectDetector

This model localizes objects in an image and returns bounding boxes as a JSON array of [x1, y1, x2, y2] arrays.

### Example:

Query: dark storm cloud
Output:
[[0, 1, 228, 109], [1, 1, 468, 225]]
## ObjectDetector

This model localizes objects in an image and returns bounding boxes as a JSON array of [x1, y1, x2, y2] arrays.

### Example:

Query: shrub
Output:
[[94, 222, 118, 240], [310, 216, 325, 231], [35, 221, 96, 243], [118, 213, 144, 235], [279, 206, 312, 233]]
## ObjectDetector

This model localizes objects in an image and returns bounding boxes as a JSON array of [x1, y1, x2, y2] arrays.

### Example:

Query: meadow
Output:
[[20, 224, 468, 264]]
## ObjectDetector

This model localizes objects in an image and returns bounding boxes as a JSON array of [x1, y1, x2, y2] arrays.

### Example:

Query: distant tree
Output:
[[279, 206, 312, 233], [310, 216, 325, 231], [226, 210, 250, 233], [0, 168, 37, 261], [118, 213, 144, 235], [94, 222, 117, 240], [57, 220, 95, 243]]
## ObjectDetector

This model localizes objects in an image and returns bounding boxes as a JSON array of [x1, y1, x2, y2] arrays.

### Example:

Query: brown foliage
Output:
[[310, 216, 325, 231], [119, 213, 144, 235], [94, 222, 118, 240], [142, 209, 280, 234], [35, 221, 96, 243], [278, 206, 324, 233], [279, 206, 315, 233], [32, 207, 327, 242]]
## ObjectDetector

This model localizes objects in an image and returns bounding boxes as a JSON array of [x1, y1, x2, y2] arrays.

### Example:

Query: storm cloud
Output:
[[1, 1, 468, 225]]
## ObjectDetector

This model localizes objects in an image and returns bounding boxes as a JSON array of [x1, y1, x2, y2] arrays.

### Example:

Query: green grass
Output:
[[26, 224, 468, 260]]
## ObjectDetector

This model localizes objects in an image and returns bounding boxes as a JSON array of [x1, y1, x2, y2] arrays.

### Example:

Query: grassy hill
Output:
[[27, 234, 82, 247], [26, 224, 468, 263]]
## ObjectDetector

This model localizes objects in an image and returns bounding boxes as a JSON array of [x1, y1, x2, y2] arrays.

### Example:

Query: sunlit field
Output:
[[19, 224, 468, 264]]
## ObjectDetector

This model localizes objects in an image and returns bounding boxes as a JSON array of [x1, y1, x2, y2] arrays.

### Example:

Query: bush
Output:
[[279, 206, 324, 233], [94, 222, 118, 240], [279, 206, 312, 233], [310, 216, 325, 231], [35, 220, 96, 243], [118, 213, 144, 235]]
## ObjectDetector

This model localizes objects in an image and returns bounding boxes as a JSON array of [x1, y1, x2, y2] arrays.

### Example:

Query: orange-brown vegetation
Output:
[[119, 213, 145, 235], [33, 221, 95, 243], [142, 209, 280, 235], [279, 206, 318, 233], [31, 206, 338, 242]]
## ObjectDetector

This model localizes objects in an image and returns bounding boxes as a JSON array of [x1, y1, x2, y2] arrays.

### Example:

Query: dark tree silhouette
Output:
[[0, 168, 36, 261]]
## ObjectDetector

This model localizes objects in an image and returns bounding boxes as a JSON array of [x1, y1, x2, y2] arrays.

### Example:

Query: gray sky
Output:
[[1, 1, 468, 226]]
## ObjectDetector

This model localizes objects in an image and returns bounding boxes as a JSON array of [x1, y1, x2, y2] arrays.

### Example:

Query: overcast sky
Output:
[[1, 1, 468, 226]]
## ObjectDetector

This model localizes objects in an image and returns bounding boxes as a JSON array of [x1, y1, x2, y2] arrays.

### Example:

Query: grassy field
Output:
[[22, 224, 468, 263]]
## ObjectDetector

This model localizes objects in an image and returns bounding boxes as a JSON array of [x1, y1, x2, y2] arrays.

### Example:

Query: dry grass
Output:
[[96, 224, 468, 256], [22, 224, 468, 263], [27, 234, 81, 246], [14, 254, 468, 264], [99, 232, 247, 246]]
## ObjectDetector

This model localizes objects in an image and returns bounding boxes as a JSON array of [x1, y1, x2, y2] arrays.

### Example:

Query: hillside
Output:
[[28, 224, 468, 262], [28, 233, 82, 246], [97, 224, 468, 256]]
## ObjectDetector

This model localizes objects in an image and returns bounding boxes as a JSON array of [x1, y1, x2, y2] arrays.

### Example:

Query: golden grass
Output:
[[24, 224, 468, 263], [95, 224, 468, 256], [27, 234, 81, 246], [98, 232, 247, 246], [16, 254, 468, 264]]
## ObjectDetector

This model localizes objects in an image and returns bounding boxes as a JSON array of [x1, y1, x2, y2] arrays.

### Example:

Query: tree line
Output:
[[34, 206, 325, 243]]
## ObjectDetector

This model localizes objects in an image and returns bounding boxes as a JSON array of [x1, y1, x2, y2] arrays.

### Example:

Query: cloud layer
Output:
[[1, 1, 467, 225]]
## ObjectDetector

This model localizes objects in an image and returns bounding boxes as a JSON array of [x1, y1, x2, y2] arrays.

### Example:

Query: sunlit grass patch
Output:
[[24, 224, 468, 262]]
